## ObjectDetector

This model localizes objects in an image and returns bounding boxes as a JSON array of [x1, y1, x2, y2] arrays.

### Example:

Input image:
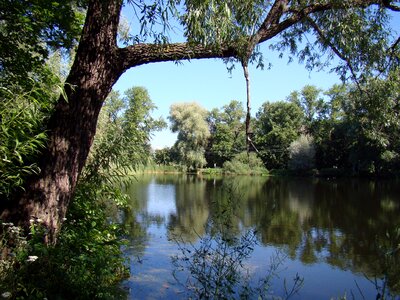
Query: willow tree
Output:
[[1, 0, 399, 243], [169, 102, 210, 170]]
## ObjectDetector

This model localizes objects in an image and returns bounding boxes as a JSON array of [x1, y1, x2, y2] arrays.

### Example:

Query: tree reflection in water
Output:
[[123, 175, 400, 299], [170, 185, 304, 299]]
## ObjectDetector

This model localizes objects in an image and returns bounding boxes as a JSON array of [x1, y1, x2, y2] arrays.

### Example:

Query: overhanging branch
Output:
[[117, 43, 237, 69], [306, 16, 364, 93], [383, 0, 400, 11], [117, 0, 394, 73]]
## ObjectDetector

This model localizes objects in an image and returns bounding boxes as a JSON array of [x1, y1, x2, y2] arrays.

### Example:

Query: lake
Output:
[[121, 175, 400, 299]]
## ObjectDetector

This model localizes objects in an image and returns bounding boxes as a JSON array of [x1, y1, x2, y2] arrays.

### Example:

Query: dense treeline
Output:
[[156, 72, 400, 176]]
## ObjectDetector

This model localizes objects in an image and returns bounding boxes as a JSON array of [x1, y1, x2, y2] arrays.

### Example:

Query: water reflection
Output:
[[168, 176, 210, 241], [123, 175, 400, 299]]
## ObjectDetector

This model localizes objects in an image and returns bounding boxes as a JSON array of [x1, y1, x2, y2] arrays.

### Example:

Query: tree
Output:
[[206, 100, 246, 167], [153, 147, 174, 165], [340, 71, 400, 174], [287, 85, 325, 134], [294, 72, 400, 174], [312, 84, 350, 169], [122, 86, 166, 162], [84, 86, 165, 179], [1, 0, 399, 243], [169, 102, 210, 170], [255, 101, 304, 169]]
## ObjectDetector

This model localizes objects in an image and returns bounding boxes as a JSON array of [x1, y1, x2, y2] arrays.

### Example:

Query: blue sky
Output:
[[113, 6, 399, 149]]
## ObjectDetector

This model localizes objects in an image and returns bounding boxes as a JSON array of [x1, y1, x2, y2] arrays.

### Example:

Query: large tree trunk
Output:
[[0, 0, 124, 243]]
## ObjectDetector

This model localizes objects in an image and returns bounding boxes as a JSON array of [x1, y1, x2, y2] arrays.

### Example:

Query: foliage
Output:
[[270, 2, 398, 81], [0, 184, 129, 299], [287, 85, 325, 134], [180, 0, 269, 64], [84, 87, 165, 180], [119, 0, 178, 45], [0, 0, 85, 85], [311, 84, 348, 169], [223, 151, 267, 175], [288, 134, 316, 171], [185, 150, 207, 171], [153, 147, 174, 165], [123, 87, 166, 147], [206, 100, 246, 167], [309, 71, 400, 175], [0, 71, 61, 198], [48, 181, 129, 299], [255, 101, 304, 169], [169, 102, 210, 171], [343, 72, 400, 174]]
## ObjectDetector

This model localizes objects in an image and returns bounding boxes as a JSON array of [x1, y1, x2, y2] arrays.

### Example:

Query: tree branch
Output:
[[387, 35, 400, 57], [117, 0, 392, 71], [248, 0, 290, 56], [117, 43, 237, 69], [306, 16, 365, 94], [383, 0, 400, 11], [252, 0, 386, 46]]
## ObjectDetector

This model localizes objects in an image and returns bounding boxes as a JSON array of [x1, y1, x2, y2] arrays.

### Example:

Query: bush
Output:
[[288, 134, 316, 171], [0, 182, 129, 299], [223, 152, 268, 175], [0, 75, 59, 197], [200, 168, 224, 175]]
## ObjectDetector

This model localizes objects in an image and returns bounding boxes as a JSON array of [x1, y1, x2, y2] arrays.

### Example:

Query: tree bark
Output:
[[0, 0, 394, 243]]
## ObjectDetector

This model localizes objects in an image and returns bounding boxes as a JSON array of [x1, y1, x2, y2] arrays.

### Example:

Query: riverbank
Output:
[[132, 164, 400, 179]]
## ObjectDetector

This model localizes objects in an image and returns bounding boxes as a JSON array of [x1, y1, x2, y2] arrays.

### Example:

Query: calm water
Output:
[[121, 175, 400, 299]]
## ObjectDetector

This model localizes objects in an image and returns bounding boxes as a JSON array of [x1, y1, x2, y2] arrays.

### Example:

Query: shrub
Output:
[[0, 182, 129, 300], [223, 152, 268, 175], [0, 76, 59, 197], [288, 134, 316, 171]]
